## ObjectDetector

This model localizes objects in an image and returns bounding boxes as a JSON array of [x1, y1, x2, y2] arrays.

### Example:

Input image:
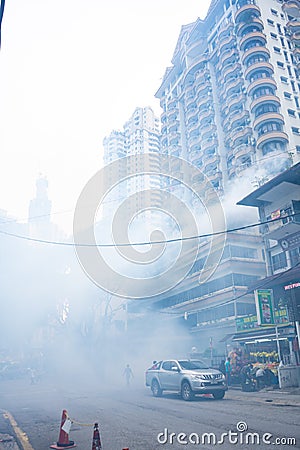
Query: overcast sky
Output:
[[0, 0, 211, 234]]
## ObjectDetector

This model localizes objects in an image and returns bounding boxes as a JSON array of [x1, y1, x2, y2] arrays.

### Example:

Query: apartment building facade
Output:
[[155, 0, 300, 197]]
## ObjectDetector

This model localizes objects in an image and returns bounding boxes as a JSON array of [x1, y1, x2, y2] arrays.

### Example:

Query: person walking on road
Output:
[[123, 364, 134, 387]]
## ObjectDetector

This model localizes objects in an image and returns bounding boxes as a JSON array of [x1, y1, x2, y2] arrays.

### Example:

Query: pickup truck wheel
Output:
[[212, 391, 225, 400], [181, 381, 194, 401], [151, 379, 163, 397]]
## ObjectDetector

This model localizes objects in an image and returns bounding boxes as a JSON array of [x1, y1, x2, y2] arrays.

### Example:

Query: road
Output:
[[0, 376, 299, 450]]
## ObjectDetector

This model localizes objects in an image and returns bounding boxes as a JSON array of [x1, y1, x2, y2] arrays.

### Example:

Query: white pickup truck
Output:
[[145, 359, 227, 401]]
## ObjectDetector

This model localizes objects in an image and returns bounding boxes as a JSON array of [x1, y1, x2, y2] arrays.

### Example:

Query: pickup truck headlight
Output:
[[190, 374, 203, 380]]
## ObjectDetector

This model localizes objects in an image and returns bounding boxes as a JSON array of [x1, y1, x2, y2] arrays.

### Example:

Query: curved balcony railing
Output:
[[282, 1, 300, 18], [253, 112, 284, 130], [236, 17, 264, 37], [250, 94, 281, 112], [242, 46, 270, 65], [218, 21, 234, 40], [256, 131, 289, 148], [247, 77, 277, 97], [239, 31, 266, 51], [244, 61, 274, 80], [235, 3, 261, 24]]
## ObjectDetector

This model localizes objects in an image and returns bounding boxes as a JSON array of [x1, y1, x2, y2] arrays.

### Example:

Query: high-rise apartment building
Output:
[[155, 0, 300, 198], [102, 107, 161, 222], [283, 1, 300, 72]]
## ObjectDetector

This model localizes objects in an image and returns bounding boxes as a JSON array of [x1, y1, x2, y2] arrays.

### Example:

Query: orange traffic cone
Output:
[[92, 423, 102, 450], [50, 409, 76, 449]]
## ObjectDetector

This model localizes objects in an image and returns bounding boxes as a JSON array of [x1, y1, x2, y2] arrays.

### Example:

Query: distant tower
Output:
[[29, 176, 51, 222], [28, 175, 52, 238]]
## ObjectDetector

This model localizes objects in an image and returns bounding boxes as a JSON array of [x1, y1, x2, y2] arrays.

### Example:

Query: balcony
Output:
[[203, 152, 220, 167], [233, 143, 252, 159], [199, 108, 214, 126], [189, 134, 201, 152], [250, 94, 281, 112], [247, 77, 277, 97], [196, 83, 211, 99], [236, 17, 264, 37], [244, 61, 274, 80], [221, 77, 243, 97], [227, 92, 246, 112], [235, 3, 261, 24], [195, 67, 210, 80], [265, 210, 300, 241], [218, 21, 234, 40], [202, 137, 218, 151], [230, 126, 252, 146], [201, 123, 217, 140], [256, 130, 289, 149], [253, 112, 284, 130], [169, 131, 180, 145], [222, 65, 241, 85], [287, 19, 300, 32], [185, 94, 197, 109], [239, 31, 266, 51], [187, 121, 200, 136], [293, 30, 300, 45], [218, 34, 236, 55], [241, 46, 270, 65], [220, 48, 238, 69], [282, 1, 300, 18], [186, 108, 198, 123], [197, 95, 212, 109]]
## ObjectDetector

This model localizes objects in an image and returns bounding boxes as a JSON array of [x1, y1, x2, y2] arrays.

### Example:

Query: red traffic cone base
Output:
[[92, 423, 102, 450], [50, 410, 76, 449]]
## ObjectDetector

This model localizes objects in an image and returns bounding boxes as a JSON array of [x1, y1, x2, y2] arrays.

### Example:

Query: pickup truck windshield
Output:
[[179, 360, 209, 370]]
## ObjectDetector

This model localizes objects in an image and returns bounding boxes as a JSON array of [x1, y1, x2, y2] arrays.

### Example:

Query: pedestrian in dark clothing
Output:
[[218, 360, 226, 375]]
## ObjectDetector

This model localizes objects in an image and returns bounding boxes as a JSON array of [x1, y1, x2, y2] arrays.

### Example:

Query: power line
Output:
[[0, 211, 299, 248]]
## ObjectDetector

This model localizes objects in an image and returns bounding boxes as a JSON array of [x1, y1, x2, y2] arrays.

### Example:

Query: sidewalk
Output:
[[227, 385, 300, 406]]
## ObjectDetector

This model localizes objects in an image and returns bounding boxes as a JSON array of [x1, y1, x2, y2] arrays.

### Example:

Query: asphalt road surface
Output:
[[0, 376, 299, 450]]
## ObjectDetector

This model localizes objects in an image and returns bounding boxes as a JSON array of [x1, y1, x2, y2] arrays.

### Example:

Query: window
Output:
[[296, 145, 300, 153], [292, 126, 300, 134], [271, 9, 278, 16], [277, 24, 283, 35], [277, 61, 284, 68], [291, 80, 296, 92], [267, 19, 275, 26], [288, 108, 296, 117], [258, 122, 283, 136], [287, 65, 292, 76], [255, 103, 278, 117], [271, 32, 277, 39], [253, 86, 276, 99], [284, 91, 292, 99], [280, 76, 288, 83], [261, 140, 285, 155], [280, 37, 285, 47], [295, 97, 299, 108], [274, 46, 281, 54], [283, 51, 289, 62], [271, 252, 287, 271]]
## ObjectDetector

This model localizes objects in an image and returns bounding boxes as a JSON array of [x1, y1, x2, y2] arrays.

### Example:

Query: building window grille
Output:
[[271, 252, 287, 271]]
